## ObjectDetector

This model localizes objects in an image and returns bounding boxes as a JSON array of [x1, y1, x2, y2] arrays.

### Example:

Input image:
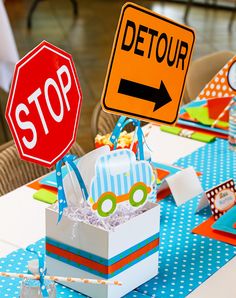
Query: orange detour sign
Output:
[[101, 2, 195, 124]]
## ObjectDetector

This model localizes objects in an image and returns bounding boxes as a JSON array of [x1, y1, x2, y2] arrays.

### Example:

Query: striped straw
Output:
[[0, 272, 122, 286], [211, 97, 235, 128]]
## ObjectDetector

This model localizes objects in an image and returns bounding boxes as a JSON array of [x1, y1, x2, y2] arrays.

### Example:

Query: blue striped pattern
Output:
[[229, 108, 236, 149], [46, 233, 159, 266], [229, 114, 236, 137], [46, 233, 159, 278], [46, 246, 159, 279], [90, 149, 153, 202]]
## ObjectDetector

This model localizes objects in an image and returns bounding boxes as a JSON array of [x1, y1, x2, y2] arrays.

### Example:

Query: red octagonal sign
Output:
[[6, 41, 82, 167]]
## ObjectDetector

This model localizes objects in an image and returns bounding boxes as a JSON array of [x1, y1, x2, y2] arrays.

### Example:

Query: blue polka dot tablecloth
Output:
[[0, 139, 236, 298]]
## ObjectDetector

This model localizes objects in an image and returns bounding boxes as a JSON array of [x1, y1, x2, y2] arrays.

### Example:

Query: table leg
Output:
[[27, 0, 43, 29], [0, 100, 9, 142], [184, 0, 194, 24], [70, 0, 78, 16], [229, 0, 236, 32], [212, 0, 217, 6]]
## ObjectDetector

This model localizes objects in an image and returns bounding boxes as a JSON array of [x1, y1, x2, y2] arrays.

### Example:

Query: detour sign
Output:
[[101, 2, 195, 124]]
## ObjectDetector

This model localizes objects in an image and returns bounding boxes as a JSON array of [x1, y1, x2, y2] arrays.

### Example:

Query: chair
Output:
[[183, 50, 235, 103], [91, 102, 146, 140], [0, 140, 85, 196], [184, 0, 236, 32], [91, 102, 120, 140], [27, 0, 78, 29]]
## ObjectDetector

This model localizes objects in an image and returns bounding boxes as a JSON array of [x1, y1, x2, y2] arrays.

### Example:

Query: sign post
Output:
[[102, 2, 195, 125], [6, 41, 82, 168]]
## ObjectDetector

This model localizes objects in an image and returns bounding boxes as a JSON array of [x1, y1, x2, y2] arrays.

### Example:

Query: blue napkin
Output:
[[212, 205, 236, 235]]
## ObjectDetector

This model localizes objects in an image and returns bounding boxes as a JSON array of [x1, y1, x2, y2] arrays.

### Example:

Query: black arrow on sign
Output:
[[118, 79, 172, 112]]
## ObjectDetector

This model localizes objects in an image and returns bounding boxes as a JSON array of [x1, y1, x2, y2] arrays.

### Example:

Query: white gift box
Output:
[[46, 201, 160, 298]]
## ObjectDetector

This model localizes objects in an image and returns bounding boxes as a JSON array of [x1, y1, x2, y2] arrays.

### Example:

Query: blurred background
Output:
[[1, 0, 236, 152]]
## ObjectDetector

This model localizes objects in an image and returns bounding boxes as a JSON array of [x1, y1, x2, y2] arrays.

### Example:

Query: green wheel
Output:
[[129, 183, 149, 207], [97, 193, 117, 217]]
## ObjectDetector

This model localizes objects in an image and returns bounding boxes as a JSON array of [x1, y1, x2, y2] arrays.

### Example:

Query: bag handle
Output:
[[110, 116, 144, 160], [56, 154, 88, 223]]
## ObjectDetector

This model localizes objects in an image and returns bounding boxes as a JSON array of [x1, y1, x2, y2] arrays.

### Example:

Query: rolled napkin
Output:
[[160, 125, 215, 143]]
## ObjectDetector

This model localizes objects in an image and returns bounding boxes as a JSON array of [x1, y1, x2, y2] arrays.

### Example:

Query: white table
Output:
[[0, 125, 235, 297]]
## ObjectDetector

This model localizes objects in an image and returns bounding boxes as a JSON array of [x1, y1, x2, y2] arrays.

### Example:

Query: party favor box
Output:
[[46, 201, 160, 298]]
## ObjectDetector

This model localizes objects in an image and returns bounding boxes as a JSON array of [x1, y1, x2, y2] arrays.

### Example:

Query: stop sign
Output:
[[6, 41, 82, 167]]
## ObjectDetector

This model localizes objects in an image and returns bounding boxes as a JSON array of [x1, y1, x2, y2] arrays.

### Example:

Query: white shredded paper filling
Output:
[[51, 202, 154, 232]]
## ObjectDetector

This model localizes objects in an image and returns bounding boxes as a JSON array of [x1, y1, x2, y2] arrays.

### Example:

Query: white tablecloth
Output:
[[0, 126, 235, 297]]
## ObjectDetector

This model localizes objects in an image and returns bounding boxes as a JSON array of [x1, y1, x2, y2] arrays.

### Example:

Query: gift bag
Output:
[[57, 117, 156, 220]]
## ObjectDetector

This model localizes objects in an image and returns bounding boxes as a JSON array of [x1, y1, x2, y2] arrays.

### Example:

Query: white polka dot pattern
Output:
[[0, 139, 235, 297], [136, 139, 236, 297], [197, 56, 236, 100], [205, 179, 236, 220]]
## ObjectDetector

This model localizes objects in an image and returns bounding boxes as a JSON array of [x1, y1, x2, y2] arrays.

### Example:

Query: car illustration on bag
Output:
[[89, 149, 154, 217]]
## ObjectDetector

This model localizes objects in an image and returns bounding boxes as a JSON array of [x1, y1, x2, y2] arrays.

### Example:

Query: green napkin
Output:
[[185, 107, 229, 128], [160, 125, 215, 143], [33, 189, 57, 204]]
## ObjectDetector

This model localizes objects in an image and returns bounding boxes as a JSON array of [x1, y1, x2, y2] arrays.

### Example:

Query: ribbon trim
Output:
[[26, 245, 48, 297], [110, 116, 145, 160], [56, 154, 88, 223]]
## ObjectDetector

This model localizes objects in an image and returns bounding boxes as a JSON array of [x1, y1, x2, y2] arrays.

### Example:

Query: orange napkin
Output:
[[207, 97, 232, 122], [27, 180, 57, 194], [192, 216, 236, 246]]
